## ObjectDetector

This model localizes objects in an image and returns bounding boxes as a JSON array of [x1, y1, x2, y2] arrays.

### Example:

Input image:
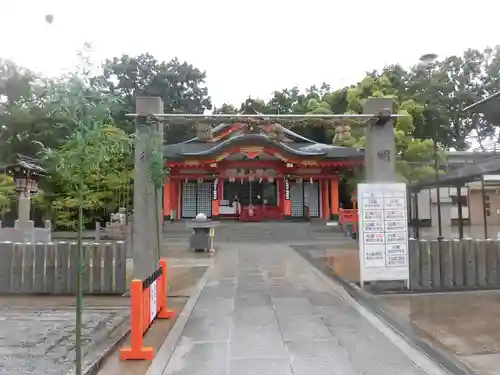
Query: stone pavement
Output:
[[381, 290, 500, 375], [0, 297, 129, 375], [149, 244, 448, 375]]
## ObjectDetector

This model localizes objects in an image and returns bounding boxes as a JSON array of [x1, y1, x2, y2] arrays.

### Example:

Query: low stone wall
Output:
[[0, 220, 52, 243], [409, 238, 500, 290], [0, 241, 127, 295]]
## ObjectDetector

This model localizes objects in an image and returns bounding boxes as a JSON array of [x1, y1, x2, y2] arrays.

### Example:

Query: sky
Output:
[[1, 0, 500, 107]]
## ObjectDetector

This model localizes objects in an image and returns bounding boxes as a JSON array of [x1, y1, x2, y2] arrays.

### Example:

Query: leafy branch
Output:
[[145, 119, 169, 262]]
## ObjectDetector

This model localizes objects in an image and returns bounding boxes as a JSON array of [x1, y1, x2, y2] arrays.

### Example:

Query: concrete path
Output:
[[149, 244, 448, 375]]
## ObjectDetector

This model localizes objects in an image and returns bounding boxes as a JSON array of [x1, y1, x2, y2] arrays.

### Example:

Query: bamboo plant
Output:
[[37, 45, 133, 375]]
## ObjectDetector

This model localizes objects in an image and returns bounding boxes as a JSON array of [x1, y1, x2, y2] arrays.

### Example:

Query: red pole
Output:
[[120, 280, 154, 360], [158, 259, 175, 319]]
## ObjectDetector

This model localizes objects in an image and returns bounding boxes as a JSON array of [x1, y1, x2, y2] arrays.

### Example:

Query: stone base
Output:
[[14, 220, 35, 230], [0, 226, 51, 243]]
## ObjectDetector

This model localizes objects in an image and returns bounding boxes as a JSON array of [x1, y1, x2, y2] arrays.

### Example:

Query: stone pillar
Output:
[[163, 177, 171, 220], [330, 177, 339, 220], [363, 98, 396, 182], [211, 177, 220, 219], [133, 97, 164, 280], [14, 193, 34, 228]]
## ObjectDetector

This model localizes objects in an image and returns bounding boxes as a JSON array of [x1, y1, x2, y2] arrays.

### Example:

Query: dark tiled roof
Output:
[[411, 154, 500, 191], [0, 154, 46, 174], [163, 134, 363, 160]]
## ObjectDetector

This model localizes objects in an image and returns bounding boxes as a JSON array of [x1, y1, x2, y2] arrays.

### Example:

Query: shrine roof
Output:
[[163, 133, 363, 160]]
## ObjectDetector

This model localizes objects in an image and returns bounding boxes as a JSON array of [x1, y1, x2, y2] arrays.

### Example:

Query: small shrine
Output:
[[162, 106, 364, 222]]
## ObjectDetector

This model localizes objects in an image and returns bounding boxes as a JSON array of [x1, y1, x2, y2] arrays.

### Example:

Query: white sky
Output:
[[1, 0, 499, 108]]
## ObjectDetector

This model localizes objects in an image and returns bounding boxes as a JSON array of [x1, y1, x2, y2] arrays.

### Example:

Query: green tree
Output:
[[405, 47, 500, 150], [0, 174, 15, 215], [99, 53, 212, 143], [37, 45, 134, 375], [0, 60, 49, 162], [213, 103, 238, 114], [340, 72, 437, 184]]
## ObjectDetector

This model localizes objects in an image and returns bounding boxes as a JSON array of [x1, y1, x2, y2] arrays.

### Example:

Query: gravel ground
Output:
[[0, 297, 129, 375]]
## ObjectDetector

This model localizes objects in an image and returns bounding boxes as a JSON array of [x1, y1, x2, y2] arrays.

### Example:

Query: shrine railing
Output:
[[339, 209, 358, 238]]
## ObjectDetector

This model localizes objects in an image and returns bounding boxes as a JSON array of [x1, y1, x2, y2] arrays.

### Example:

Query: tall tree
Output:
[[0, 60, 56, 162], [99, 53, 212, 143]]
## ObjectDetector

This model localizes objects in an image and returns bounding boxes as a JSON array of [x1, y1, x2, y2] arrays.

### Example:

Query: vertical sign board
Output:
[[149, 280, 157, 323], [212, 178, 218, 200], [284, 177, 290, 200], [357, 183, 409, 285]]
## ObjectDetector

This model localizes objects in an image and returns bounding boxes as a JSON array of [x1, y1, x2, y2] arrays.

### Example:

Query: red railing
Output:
[[120, 259, 175, 361], [339, 209, 358, 234]]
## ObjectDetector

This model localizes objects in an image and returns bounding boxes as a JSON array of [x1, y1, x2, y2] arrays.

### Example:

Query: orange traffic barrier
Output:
[[120, 259, 174, 361]]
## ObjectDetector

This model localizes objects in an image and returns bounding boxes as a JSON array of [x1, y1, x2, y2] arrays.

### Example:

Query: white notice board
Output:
[[357, 183, 409, 285], [150, 280, 157, 323]]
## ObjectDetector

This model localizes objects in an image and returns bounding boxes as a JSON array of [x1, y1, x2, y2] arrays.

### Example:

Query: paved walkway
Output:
[[150, 244, 447, 375]]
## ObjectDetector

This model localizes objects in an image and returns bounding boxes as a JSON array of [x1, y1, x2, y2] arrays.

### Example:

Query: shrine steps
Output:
[[162, 220, 347, 243]]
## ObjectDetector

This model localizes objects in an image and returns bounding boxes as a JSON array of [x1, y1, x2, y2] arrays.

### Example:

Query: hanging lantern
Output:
[[310, 177, 313, 184], [268, 177, 274, 183], [197, 177, 203, 183]]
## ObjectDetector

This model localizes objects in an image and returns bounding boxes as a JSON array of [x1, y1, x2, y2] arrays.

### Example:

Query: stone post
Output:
[[133, 97, 164, 280], [363, 98, 396, 182], [15, 193, 34, 230]]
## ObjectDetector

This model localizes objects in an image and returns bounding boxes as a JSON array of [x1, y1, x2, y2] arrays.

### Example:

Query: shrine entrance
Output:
[[226, 180, 277, 207]]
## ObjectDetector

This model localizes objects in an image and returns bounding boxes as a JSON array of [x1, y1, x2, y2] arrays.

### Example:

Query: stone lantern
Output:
[[1, 155, 45, 228], [0, 154, 50, 242]]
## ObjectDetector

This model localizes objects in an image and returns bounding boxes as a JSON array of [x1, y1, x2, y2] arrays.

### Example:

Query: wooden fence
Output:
[[0, 241, 127, 295], [409, 238, 500, 290]]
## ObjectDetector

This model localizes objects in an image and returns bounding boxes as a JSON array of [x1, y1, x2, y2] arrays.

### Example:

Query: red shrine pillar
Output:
[[276, 179, 281, 210], [173, 180, 180, 219], [212, 177, 220, 219], [283, 176, 291, 220], [321, 180, 330, 220], [163, 177, 171, 221], [330, 177, 339, 220]]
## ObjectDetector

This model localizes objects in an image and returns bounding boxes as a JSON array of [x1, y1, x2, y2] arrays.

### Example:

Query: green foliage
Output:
[[98, 53, 212, 143], [0, 174, 15, 214], [36, 45, 134, 229]]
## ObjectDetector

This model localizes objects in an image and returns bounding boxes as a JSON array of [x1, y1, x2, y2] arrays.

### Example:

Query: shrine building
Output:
[[162, 114, 364, 222]]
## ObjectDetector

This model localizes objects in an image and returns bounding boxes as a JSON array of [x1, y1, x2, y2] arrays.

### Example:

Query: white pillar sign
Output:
[[358, 183, 409, 285], [150, 280, 157, 323]]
